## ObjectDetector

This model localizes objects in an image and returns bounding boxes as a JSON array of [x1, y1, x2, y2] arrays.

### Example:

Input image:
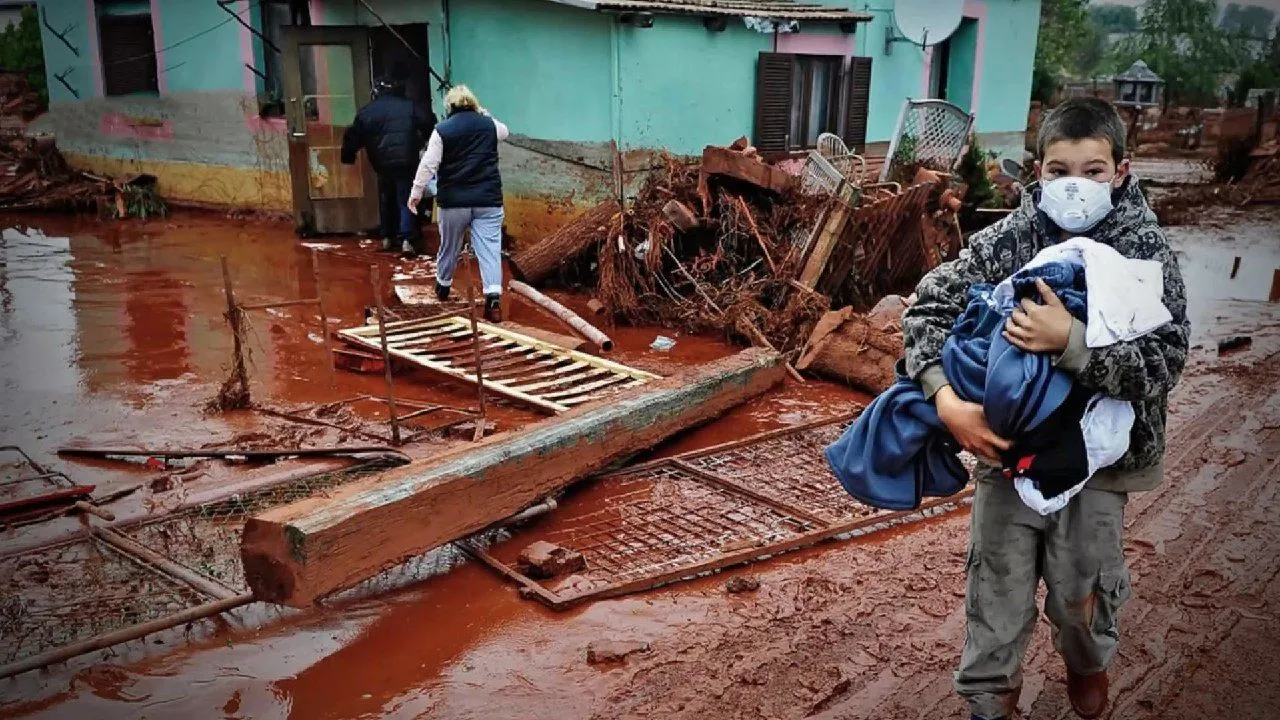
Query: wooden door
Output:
[[282, 26, 378, 235]]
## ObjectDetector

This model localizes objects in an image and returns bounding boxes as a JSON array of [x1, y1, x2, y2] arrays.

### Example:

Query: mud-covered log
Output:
[[509, 199, 620, 285], [795, 308, 903, 395], [241, 348, 786, 607]]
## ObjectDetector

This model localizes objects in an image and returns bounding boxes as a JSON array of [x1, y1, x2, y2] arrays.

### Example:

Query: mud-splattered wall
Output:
[[32, 0, 1039, 243]]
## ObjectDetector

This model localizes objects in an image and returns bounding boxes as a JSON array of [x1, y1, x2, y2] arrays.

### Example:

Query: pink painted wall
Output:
[[149, 0, 167, 93], [100, 112, 174, 140], [776, 32, 855, 57], [962, 0, 987, 118], [84, 0, 104, 97]]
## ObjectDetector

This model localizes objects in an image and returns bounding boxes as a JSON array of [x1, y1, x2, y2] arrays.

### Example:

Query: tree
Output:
[[1220, 3, 1277, 39], [0, 7, 46, 108], [1111, 0, 1252, 107], [1076, 20, 1113, 77], [1091, 4, 1140, 34]]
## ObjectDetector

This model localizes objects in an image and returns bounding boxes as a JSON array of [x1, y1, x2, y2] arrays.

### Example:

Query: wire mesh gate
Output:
[[0, 459, 466, 676], [461, 413, 976, 609]]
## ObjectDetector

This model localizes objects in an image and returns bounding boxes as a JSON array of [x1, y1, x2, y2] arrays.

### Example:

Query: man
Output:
[[407, 84, 508, 322], [341, 65, 436, 257]]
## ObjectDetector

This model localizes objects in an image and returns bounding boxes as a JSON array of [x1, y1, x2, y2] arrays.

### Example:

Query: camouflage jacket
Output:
[[902, 177, 1190, 492]]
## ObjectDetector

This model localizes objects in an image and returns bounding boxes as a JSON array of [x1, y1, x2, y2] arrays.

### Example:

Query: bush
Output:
[[0, 7, 47, 109]]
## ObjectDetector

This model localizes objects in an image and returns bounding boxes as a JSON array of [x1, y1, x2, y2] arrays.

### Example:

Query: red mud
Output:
[[3, 206, 1280, 719]]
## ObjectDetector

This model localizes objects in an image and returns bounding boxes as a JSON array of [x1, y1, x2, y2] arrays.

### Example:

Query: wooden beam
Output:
[[240, 348, 785, 607]]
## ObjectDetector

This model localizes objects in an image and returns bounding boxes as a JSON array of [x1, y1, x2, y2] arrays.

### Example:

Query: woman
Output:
[[408, 85, 509, 323]]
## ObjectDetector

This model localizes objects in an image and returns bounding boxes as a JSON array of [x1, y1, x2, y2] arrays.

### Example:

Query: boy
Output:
[[901, 97, 1190, 719]]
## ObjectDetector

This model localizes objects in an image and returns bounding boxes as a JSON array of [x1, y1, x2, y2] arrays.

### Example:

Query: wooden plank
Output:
[[240, 348, 785, 606]]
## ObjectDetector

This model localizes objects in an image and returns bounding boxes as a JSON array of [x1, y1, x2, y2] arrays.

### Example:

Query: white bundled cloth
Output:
[[988, 238, 1171, 514]]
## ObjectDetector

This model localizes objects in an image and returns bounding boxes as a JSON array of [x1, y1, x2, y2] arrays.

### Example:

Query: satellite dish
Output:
[[892, 0, 964, 48]]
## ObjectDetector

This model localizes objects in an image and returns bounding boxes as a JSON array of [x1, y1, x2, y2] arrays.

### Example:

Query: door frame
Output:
[[281, 25, 379, 236]]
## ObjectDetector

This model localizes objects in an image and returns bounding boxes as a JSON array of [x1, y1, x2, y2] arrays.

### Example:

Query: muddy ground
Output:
[[1, 203, 1279, 719]]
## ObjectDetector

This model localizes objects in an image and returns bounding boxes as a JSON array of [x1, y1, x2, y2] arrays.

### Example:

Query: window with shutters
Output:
[[755, 53, 873, 153], [96, 0, 158, 96]]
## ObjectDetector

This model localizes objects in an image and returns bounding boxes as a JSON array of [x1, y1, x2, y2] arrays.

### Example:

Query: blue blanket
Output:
[[825, 261, 1088, 511]]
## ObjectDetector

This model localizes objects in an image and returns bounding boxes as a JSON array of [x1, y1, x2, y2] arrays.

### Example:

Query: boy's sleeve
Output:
[[1054, 232, 1190, 401], [903, 226, 1003, 398]]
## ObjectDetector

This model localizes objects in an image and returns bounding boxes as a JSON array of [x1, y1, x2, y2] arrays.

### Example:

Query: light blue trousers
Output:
[[436, 206, 505, 296]]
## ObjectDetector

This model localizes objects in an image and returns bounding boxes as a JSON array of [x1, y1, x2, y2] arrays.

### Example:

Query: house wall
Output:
[[849, 0, 1040, 158], [34, 0, 1039, 242], [35, 0, 292, 209]]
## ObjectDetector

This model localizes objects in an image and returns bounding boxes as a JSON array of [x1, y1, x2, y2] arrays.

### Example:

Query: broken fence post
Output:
[[509, 280, 613, 352]]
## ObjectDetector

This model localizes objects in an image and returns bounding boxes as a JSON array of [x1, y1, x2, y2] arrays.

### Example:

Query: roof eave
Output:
[[542, 0, 873, 23]]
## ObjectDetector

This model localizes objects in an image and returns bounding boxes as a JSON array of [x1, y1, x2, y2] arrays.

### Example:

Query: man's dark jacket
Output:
[[341, 93, 436, 175]]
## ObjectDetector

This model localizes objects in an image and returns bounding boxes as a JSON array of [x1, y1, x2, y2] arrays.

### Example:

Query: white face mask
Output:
[[1037, 176, 1114, 233]]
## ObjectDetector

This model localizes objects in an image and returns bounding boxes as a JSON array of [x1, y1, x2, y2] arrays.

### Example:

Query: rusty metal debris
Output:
[[0, 446, 88, 527], [0, 459, 441, 678], [461, 413, 976, 610]]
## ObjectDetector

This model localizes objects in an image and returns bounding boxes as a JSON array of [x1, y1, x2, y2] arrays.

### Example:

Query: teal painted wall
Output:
[[156, 0, 245, 93], [946, 19, 978, 113], [617, 18, 770, 154], [447, 0, 613, 143], [36, 0, 97, 102], [969, 0, 1040, 134]]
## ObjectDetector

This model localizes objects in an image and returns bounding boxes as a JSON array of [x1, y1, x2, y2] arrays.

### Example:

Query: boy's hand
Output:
[[407, 196, 421, 214], [935, 386, 1011, 465], [1003, 278, 1073, 353]]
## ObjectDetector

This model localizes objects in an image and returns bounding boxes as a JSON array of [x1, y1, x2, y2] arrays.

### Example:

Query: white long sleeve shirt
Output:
[[410, 113, 509, 202]]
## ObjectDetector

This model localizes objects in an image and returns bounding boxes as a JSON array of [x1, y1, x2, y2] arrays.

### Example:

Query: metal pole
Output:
[[0, 594, 253, 680], [370, 265, 402, 445], [467, 286, 487, 441], [311, 248, 336, 388], [220, 256, 250, 404]]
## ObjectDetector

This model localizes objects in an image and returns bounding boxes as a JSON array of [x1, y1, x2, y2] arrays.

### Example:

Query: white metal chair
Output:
[[816, 132, 868, 185], [881, 99, 976, 182]]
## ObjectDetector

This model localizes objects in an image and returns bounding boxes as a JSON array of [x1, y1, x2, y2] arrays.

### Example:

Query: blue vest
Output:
[[436, 110, 503, 209]]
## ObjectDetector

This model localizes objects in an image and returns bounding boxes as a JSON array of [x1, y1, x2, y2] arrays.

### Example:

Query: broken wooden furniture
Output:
[[240, 348, 785, 607], [460, 412, 977, 610], [337, 315, 658, 414], [698, 145, 796, 210]]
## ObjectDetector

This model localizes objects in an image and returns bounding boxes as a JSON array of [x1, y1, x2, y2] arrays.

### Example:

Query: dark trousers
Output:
[[377, 173, 419, 247]]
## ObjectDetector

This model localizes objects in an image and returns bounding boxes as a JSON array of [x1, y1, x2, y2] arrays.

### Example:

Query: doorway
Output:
[[282, 25, 379, 235]]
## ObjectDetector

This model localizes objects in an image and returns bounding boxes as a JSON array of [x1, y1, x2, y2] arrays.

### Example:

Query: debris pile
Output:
[[516, 138, 962, 353], [1237, 141, 1280, 205], [0, 73, 41, 136]]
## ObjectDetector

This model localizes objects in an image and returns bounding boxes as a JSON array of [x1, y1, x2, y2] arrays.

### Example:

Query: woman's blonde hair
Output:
[[445, 85, 480, 114]]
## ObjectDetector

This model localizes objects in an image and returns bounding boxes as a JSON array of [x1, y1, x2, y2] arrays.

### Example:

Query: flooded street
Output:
[[2, 205, 1279, 719]]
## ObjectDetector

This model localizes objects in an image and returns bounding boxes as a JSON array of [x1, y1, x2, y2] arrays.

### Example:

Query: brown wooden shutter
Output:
[[100, 14, 159, 96], [843, 56, 873, 152], [755, 52, 796, 152]]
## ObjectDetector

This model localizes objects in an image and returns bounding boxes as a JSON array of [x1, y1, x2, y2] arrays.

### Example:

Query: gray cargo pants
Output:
[[956, 473, 1132, 719]]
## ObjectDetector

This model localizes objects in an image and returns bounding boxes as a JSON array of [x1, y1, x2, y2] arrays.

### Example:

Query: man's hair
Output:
[[1036, 97, 1127, 163], [445, 85, 480, 114]]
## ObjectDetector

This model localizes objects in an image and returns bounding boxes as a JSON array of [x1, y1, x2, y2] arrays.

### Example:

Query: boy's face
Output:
[[1035, 138, 1130, 189]]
